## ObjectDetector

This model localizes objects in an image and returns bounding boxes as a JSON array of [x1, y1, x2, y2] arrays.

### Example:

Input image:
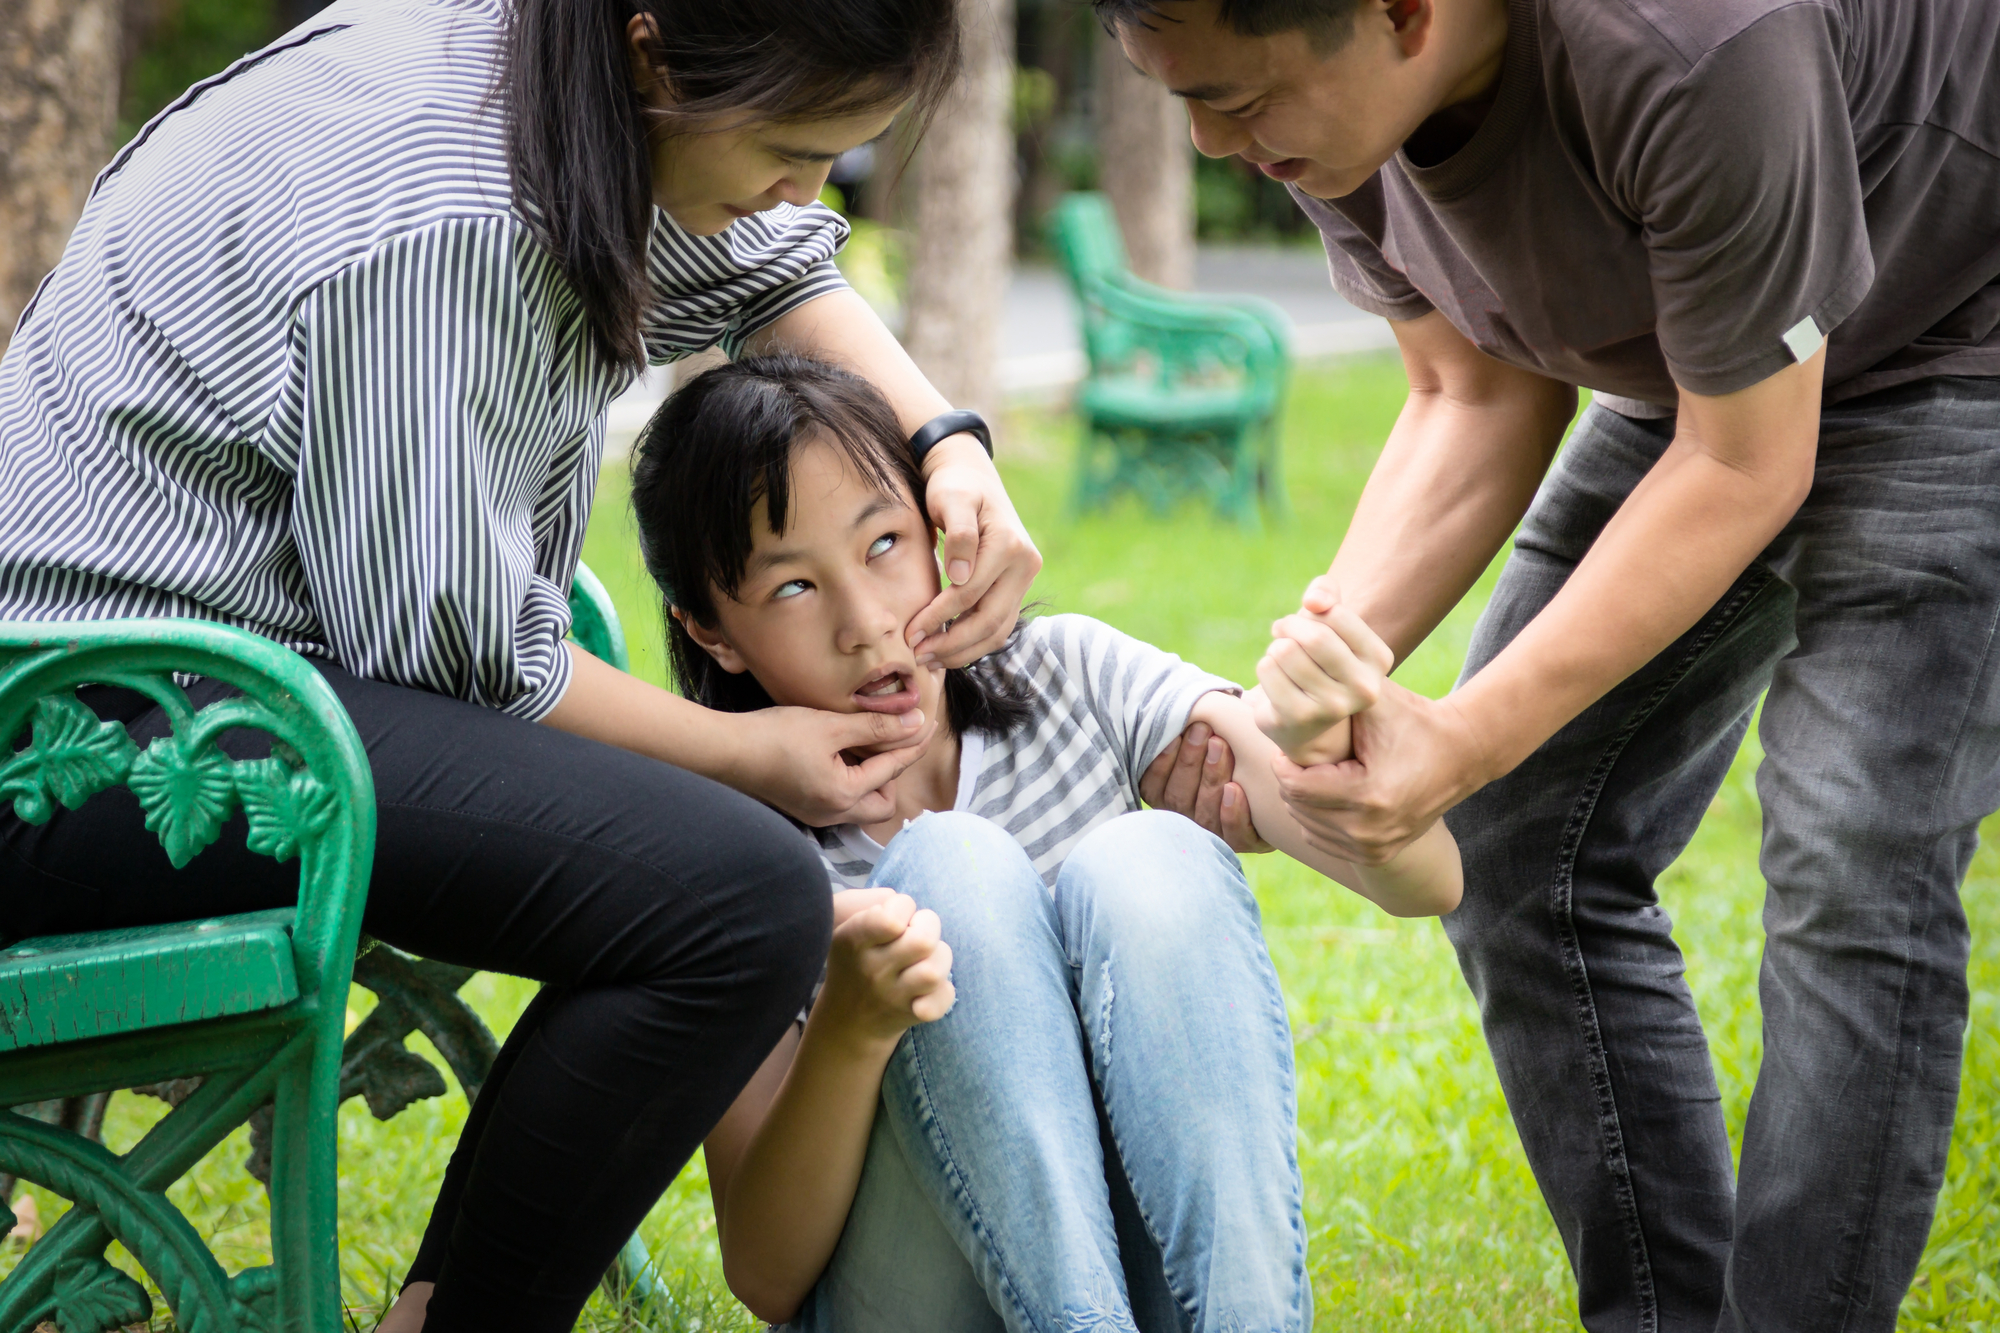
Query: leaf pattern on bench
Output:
[[0, 694, 138, 824], [236, 756, 337, 863], [229, 1264, 280, 1333], [51, 1254, 151, 1333], [129, 734, 239, 869]]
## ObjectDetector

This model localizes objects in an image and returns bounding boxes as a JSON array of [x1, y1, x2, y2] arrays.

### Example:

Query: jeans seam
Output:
[[899, 1034, 1046, 1333], [1825, 584, 2000, 1332], [1088, 871, 1308, 1331], [1550, 567, 1774, 1333]]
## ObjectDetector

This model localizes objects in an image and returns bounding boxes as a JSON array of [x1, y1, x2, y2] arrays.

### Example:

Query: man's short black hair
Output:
[[1093, 0, 1367, 52]]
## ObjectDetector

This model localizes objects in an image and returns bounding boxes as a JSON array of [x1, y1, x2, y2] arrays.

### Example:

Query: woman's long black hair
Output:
[[629, 353, 1036, 740], [503, 0, 959, 371]]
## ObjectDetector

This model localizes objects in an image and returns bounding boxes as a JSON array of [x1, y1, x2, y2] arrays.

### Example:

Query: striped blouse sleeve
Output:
[[290, 215, 584, 721]]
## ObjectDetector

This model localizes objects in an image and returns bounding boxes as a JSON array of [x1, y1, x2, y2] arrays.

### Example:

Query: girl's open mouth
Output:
[[852, 667, 920, 714]]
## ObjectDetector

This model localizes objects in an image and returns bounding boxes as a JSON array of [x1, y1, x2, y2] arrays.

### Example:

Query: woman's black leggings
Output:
[[0, 664, 831, 1331]]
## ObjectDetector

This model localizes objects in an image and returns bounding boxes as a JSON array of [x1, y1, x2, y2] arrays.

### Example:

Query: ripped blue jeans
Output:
[[781, 810, 1310, 1333]]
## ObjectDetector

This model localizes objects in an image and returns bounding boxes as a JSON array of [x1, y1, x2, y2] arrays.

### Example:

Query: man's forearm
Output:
[[1330, 381, 1572, 661], [1452, 354, 1823, 785], [1324, 313, 1575, 663]]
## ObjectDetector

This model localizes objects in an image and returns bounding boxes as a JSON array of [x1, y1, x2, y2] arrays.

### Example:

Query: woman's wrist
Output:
[[920, 431, 998, 480], [546, 645, 740, 779]]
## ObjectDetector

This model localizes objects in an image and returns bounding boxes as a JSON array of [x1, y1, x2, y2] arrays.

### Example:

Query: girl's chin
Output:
[[840, 727, 935, 765]]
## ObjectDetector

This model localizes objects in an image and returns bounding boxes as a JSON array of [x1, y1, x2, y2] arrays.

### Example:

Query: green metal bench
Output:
[[0, 619, 374, 1333], [0, 563, 662, 1332], [1050, 191, 1291, 526]]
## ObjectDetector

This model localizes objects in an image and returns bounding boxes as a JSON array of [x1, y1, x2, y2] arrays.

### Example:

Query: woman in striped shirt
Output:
[[0, 0, 1041, 1328]]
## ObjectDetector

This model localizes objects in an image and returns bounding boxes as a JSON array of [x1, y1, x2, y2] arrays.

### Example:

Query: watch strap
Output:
[[908, 409, 993, 462]]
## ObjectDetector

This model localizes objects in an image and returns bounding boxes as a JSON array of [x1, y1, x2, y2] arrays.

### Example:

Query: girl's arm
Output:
[[702, 889, 955, 1323], [1188, 692, 1463, 916]]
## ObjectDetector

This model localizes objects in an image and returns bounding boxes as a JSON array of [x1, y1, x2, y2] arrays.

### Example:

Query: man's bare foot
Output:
[[376, 1281, 432, 1333]]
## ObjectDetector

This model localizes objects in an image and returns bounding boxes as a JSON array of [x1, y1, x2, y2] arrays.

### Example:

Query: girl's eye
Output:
[[772, 579, 810, 600], [867, 535, 896, 558]]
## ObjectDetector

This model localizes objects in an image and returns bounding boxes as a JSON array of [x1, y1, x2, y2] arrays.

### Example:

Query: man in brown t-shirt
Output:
[[1099, 0, 2000, 1328]]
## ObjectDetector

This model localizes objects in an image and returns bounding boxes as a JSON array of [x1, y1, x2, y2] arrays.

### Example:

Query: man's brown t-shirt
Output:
[[1296, 0, 2000, 415]]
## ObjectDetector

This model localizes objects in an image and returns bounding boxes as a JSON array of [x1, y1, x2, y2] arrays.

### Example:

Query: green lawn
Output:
[[15, 354, 1995, 1329]]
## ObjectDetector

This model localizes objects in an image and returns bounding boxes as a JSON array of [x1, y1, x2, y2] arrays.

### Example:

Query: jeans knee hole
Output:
[[1096, 957, 1115, 1069]]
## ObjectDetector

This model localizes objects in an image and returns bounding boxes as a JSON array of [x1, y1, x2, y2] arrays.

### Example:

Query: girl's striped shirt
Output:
[[0, 0, 849, 718], [816, 615, 1239, 888]]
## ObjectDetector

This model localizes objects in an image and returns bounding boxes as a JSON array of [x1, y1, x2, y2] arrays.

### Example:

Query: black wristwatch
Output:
[[908, 409, 994, 464]]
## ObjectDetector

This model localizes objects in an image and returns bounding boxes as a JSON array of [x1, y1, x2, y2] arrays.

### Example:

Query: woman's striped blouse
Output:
[[0, 0, 850, 719]]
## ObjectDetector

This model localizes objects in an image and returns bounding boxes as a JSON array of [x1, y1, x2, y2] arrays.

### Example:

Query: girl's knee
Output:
[[1059, 810, 1253, 935], [876, 812, 1037, 898], [1065, 810, 1240, 891]]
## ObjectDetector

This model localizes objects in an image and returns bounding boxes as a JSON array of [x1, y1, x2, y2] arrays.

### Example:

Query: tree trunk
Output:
[[900, 0, 1015, 418], [1095, 30, 1194, 289], [0, 0, 124, 358]]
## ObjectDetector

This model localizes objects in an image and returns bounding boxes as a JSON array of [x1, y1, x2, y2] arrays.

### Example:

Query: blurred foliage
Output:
[[119, 0, 280, 143], [1013, 66, 1059, 135], [820, 185, 907, 331], [1196, 153, 1319, 243]]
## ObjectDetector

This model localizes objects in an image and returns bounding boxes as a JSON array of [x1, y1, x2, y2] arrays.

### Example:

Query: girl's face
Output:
[[682, 440, 946, 746]]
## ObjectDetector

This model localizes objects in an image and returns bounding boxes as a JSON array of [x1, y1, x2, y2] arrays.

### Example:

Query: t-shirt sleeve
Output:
[[1289, 179, 1437, 322], [1621, 5, 1873, 396], [1037, 614, 1240, 788], [291, 216, 579, 720], [640, 200, 854, 363]]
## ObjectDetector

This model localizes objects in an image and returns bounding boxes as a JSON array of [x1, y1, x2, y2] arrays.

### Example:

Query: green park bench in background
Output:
[[1050, 191, 1291, 527], [0, 565, 661, 1333]]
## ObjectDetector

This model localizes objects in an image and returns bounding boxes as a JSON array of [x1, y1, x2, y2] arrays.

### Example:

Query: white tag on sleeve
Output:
[[1782, 316, 1824, 363]]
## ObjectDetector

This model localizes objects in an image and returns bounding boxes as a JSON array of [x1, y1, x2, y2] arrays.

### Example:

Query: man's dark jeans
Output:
[[1443, 377, 2000, 1332]]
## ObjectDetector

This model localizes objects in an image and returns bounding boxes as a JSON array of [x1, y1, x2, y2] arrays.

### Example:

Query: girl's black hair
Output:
[[629, 353, 1036, 740], [502, 0, 960, 372]]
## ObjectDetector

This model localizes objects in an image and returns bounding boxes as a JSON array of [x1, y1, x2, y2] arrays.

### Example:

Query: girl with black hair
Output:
[[0, 1, 1041, 1329], [629, 354, 1461, 1330]]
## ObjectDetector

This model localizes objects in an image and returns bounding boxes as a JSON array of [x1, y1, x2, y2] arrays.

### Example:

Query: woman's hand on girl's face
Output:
[[733, 704, 938, 827], [907, 439, 1043, 668], [821, 891, 957, 1046]]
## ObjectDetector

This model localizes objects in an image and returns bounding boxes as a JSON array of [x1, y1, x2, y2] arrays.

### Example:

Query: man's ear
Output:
[[1383, 0, 1434, 56], [672, 608, 752, 675]]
